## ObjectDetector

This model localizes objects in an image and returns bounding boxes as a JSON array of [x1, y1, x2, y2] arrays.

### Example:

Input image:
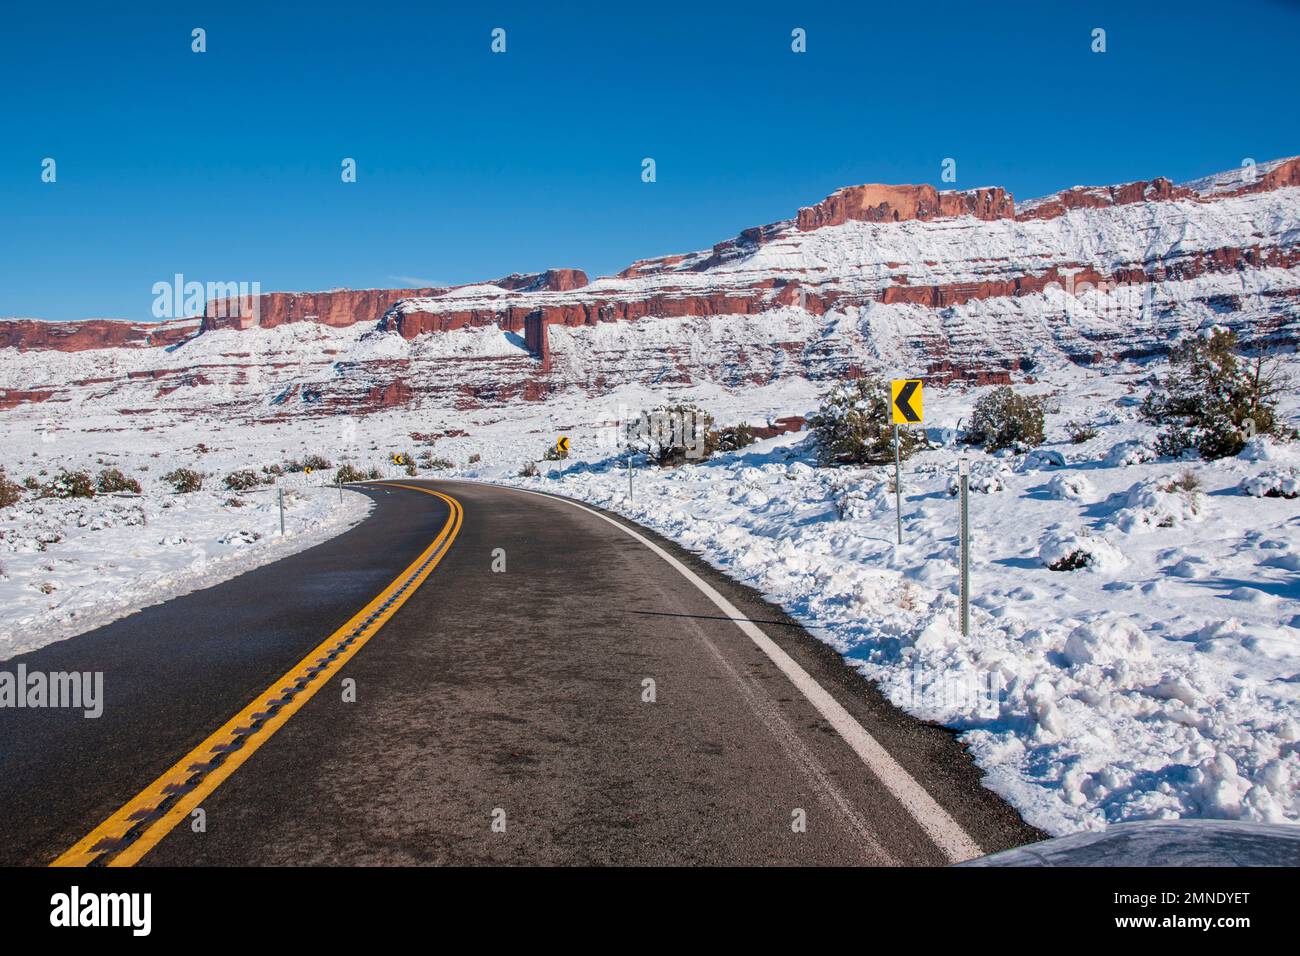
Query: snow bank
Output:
[[0, 481, 372, 658], [474, 361, 1300, 836], [1039, 530, 1128, 572], [1241, 467, 1300, 499]]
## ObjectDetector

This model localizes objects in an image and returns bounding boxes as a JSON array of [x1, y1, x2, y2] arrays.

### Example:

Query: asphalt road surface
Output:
[[0, 480, 1043, 866]]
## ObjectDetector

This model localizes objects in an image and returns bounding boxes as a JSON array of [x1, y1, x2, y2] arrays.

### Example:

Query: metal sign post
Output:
[[959, 457, 970, 638], [893, 424, 903, 545], [278, 486, 286, 536], [627, 451, 633, 503], [889, 378, 924, 548]]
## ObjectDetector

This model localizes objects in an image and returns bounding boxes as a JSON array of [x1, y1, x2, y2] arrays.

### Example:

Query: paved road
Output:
[[0, 480, 1041, 866]]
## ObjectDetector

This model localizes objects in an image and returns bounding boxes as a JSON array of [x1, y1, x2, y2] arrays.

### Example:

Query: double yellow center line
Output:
[[52, 484, 462, 867]]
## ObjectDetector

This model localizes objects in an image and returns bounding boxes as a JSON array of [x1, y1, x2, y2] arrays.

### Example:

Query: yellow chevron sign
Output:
[[891, 379, 923, 425]]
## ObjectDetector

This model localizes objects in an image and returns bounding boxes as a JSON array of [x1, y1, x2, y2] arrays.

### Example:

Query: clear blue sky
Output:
[[2, 0, 1297, 322]]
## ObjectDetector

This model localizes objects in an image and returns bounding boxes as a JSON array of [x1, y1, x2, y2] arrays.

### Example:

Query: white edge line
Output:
[[475, 481, 984, 864]]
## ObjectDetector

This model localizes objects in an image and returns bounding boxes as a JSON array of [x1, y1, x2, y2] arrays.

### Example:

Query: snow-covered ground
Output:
[[2, 351, 1297, 838], [0, 463, 371, 658], [482, 363, 1300, 837]]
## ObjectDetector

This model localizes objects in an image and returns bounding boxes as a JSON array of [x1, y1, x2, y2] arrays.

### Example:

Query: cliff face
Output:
[[1016, 177, 1195, 220], [0, 318, 198, 352], [2, 156, 1298, 416], [199, 288, 440, 333], [796, 184, 1016, 230], [197, 270, 591, 335]]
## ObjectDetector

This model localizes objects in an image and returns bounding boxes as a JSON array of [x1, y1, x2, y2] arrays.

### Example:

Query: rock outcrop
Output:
[[0, 318, 197, 352], [1017, 177, 1197, 221], [491, 269, 589, 293], [200, 288, 440, 333], [797, 184, 1015, 230]]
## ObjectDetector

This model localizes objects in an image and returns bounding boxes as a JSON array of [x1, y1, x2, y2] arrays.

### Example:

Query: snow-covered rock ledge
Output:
[[0, 485, 372, 659]]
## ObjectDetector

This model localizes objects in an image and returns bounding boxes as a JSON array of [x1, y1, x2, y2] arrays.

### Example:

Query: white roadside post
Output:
[[958, 456, 970, 638], [278, 486, 285, 536], [627, 450, 633, 503]]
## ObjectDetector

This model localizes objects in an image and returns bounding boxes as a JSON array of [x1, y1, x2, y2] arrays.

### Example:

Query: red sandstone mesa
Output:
[[200, 288, 440, 333], [0, 156, 1296, 411], [4, 158, 1296, 355], [797, 184, 1016, 230]]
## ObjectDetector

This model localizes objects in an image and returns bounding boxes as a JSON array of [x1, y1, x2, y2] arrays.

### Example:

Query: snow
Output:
[[1180, 156, 1298, 196], [1241, 467, 1300, 499], [3, 340, 1298, 838], [1038, 529, 1128, 573], [379, 184, 1300, 305], [447, 359, 1299, 836], [0, 463, 371, 659]]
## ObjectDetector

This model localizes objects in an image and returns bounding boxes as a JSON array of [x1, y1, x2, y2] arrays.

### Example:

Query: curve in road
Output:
[[0, 479, 1043, 866]]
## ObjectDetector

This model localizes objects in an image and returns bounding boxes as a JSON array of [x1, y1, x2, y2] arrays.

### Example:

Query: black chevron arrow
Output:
[[894, 380, 921, 423]]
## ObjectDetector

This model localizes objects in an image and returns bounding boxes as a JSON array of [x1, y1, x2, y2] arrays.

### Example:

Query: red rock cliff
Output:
[[0, 318, 197, 352], [1017, 177, 1197, 221], [201, 288, 440, 333], [797, 184, 1015, 230], [491, 269, 589, 292]]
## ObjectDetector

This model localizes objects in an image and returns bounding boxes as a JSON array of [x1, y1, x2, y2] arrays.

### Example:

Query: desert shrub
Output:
[[1065, 420, 1099, 444], [42, 469, 96, 499], [468, 453, 481, 464], [423, 457, 454, 470], [1168, 469, 1201, 494], [965, 387, 1047, 452], [520, 461, 540, 477], [1038, 531, 1125, 573], [1152, 425, 1196, 459], [336, 463, 371, 483], [223, 469, 261, 492], [96, 468, 142, 494], [1141, 329, 1293, 460], [1047, 472, 1094, 500], [261, 464, 284, 477], [1240, 467, 1300, 499], [0, 469, 23, 509], [810, 379, 924, 466], [285, 456, 331, 473], [163, 468, 204, 493], [626, 403, 720, 467], [713, 423, 758, 453], [22, 476, 39, 490], [542, 444, 568, 461], [1048, 550, 1092, 572]]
